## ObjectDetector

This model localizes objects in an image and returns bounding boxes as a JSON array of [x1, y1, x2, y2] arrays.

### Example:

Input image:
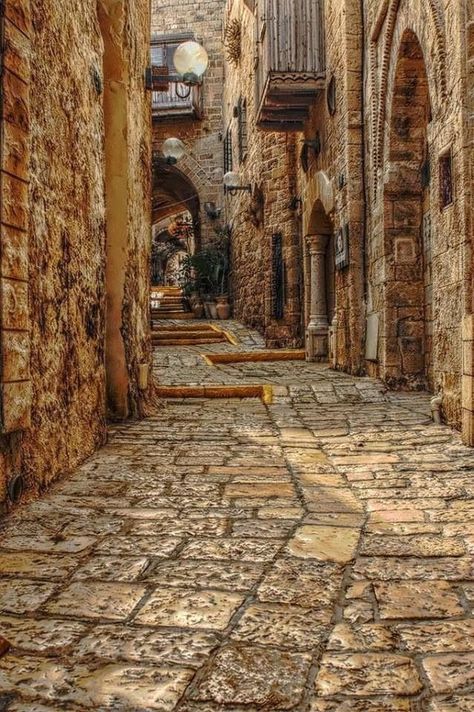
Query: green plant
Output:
[[181, 229, 230, 298]]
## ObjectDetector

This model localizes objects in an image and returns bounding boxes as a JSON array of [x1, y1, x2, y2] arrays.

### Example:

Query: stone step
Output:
[[151, 312, 196, 321]]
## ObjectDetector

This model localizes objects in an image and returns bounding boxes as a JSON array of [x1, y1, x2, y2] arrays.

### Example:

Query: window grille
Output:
[[238, 97, 248, 163], [271, 233, 285, 320], [224, 127, 233, 174]]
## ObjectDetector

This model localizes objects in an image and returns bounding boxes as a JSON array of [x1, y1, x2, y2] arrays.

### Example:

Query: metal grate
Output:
[[224, 127, 233, 174], [271, 233, 285, 320], [238, 97, 248, 163]]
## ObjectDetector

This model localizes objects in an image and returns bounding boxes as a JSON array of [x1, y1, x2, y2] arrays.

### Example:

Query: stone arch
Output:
[[382, 29, 433, 389], [152, 158, 202, 248], [372, 0, 447, 184]]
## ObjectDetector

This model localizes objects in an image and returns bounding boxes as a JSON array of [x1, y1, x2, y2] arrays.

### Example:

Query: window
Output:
[[271, 233, 285, 319], [224, 127, 233, 174], [238, 97, 248, 163], [150, 33, 201, 118], [150, 32, 194, 79], [439, 149, 454, 209]]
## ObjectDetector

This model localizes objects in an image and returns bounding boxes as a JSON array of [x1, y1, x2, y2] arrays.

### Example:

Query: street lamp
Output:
[[223, 171, 252, 196], [162, 138, 185, 165], [174, 40, 209, 98]]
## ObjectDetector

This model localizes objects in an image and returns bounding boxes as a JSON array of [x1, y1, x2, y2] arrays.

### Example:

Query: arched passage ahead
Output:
[[383, 29, 432, 390]]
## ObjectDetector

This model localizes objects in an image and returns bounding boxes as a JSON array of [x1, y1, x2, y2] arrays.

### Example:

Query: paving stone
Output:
[[0, 552, 78, 579], [0, 535, 96, 553], [396, 620, 474, 653], [423, 653, 474, 693], [374, 582, 464, 620], [192, 644, 311, 708], [75, 625, 220, 667], [257, 558, 343, 608], [360, 535, 465, 557], [0, 616, 87, 654], [315, 653, 423, 696], [353, 557, 473, 581], [145, 560, 264, 591], [0, 580, 57, 615], [72, 556, 149, 582], [309, 699, 413, 711], [327, 623, 397, 651], [180, 538, 282, 562], [287, 525, 360, 563], [134, 588, 245, 630], [45, 582, 147, 621], [428, 696, 474, 711], [231, 603, 330, 649], [95, 536, 181, 557], [0, 654, 194, 710]]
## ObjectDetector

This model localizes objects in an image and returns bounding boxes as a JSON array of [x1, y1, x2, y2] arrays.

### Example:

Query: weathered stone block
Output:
[[1, 279, 28, 331], [1, 330, 30, 382], [1, 119, 29, 181], [3, 19, 30, 81], [1, 380, 32, 432], [0, 225, 28, 281], [0, 69, 29, 133], [5, 0, 32, 35], [1, 173, 28, 230]]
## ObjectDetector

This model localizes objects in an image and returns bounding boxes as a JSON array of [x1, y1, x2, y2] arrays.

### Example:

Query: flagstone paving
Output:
[[0, 320, 473, 710]]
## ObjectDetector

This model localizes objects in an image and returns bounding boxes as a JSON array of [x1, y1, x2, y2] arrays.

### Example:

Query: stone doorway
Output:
[[383, 29, 433, 390]]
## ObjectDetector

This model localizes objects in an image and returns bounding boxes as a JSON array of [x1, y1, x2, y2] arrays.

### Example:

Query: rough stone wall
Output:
[[364, 0, 470, 429], [0, 0, 151, 510], [297, 0, 365, 373], [223, 0, 304, 347], [151, 0, 226, 245]]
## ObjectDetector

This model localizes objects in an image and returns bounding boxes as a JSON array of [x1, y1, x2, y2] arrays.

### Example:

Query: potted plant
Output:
[[181, 228, 231, 319]]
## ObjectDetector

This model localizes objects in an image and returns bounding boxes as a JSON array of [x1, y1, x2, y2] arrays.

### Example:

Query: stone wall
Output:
[[0, 0, 151, 510], [151, 0, 226, 245], [223, 0, 304, 346]]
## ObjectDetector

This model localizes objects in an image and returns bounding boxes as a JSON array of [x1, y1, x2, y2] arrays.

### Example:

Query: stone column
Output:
[[306, 234, 330, 361]]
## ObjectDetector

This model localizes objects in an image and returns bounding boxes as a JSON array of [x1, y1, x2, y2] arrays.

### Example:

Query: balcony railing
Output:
[[152, 76, 202, 119], [256, 0, 325, 131]]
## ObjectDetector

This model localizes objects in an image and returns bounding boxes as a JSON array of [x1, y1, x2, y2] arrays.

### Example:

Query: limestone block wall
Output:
[[151, 0, 226, 244], [363, 0, 471, 429], [223, 0, 303, 347], [0, 0, 151, 510]]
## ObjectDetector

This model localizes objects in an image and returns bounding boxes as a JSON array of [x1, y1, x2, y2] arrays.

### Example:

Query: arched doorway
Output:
[[383, 30, 433, 390], [305, 200, 335, 361]]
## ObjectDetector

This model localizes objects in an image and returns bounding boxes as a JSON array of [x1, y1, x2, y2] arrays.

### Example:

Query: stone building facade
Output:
[[0, 0, 152, 509], [223, 0, 474, 443], [151, 0, 227, 246]]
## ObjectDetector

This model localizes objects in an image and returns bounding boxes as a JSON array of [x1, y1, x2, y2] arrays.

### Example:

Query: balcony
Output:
[[255, 0, 325, 131], [152, 80, 202, 120], [150, 33, 203, 120]]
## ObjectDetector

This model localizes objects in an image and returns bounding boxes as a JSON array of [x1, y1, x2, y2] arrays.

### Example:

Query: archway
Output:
[[305, 200, 335, 361], [383, 29, 432, 389]]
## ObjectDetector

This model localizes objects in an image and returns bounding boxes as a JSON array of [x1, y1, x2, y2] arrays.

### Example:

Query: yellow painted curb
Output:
[[208, 323, 239, 346], [156, 384, 273, 404], [202, 350, 306, 366]]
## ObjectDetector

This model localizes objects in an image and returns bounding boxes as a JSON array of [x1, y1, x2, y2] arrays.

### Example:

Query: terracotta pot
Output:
[[192, 302, 204, 319], [216, 296, 231, 320], [206, 301, 218, 319]]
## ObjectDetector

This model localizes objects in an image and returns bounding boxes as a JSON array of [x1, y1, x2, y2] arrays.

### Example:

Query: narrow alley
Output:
[[0, 322, 472, 711]]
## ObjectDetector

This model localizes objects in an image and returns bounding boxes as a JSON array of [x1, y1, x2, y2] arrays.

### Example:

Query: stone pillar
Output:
[[306, 234, 329, 361]]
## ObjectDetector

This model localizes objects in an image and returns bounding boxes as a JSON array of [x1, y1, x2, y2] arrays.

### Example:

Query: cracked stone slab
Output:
[[327, 623, 397, 652], [0, 552, 78, 579], [45, 582, 147, 621], [315, 653, 423, 696], [0, 535, 96, 554], [310, 700, 413, 711], [396, 620, 474, 653], [192, 644, 311, 708], [374, 582, 464, 620], [133, 588, 245, 630], [95, 536, 181, 557], [72, 556, 150, 582], [428, 696, 474, 711], [287, 525, 360, 563], [180, 538, 283, 562]]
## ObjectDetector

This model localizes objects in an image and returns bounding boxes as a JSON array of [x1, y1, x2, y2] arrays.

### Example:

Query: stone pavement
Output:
[[0, 321, 473, 711]]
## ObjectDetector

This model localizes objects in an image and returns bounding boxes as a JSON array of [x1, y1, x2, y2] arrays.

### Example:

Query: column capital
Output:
[[305, 233, 330, 254]]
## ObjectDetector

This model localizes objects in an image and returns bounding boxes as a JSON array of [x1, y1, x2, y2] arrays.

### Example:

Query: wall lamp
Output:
[[224, 171, 252, 196], [174, 41, 209, 99], [303, 133, 322, 157], [162, 138, 186, 165]]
